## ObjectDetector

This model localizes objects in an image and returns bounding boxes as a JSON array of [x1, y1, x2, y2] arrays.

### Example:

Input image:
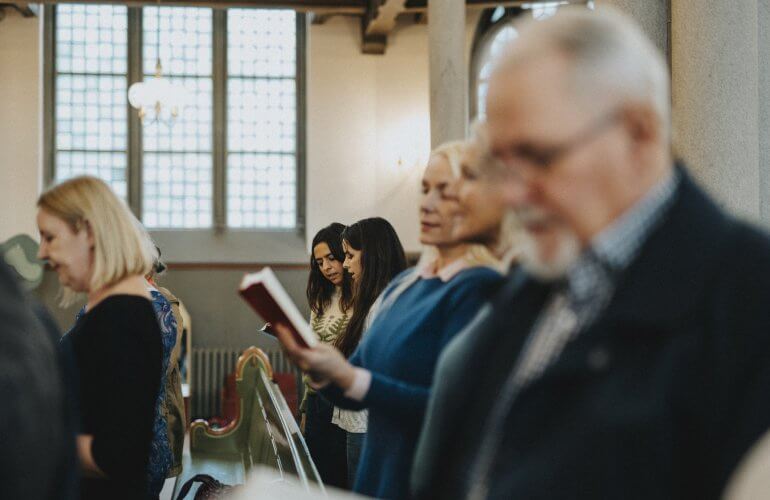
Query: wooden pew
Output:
[[172, 346, 323, 497]]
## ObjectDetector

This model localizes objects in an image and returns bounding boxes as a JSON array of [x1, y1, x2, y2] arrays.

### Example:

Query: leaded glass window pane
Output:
[[227, 9, 297, 229], [52, 5, 301, 231], [54, 4, 128, 198], [141, 7, 213, 229]]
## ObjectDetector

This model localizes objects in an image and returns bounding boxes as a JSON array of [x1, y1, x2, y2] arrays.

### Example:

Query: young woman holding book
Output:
[[302, 222, 354, 489], [37, 176, 161, 500], [276, 140, 511, 499], [335, 217, 408, 487]]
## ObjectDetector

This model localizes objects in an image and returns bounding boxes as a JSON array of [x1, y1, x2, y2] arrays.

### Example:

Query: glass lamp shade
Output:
[[128, 76, 190, 123]]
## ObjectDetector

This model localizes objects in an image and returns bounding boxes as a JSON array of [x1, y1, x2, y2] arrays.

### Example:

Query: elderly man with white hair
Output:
[[411, 6, 770, 500]]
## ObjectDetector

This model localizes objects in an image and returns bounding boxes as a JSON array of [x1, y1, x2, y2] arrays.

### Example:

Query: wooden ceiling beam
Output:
[[358, 0, 526, 54], [0, 3, 40, 17], [33, 0, 366, 14], [32, 0, 530, 13], [360, 0, 404, 54], [29, 0, 545, 54]]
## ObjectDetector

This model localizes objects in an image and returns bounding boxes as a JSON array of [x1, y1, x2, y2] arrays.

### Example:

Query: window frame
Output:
[[43, 5, 308, 264], [469, 7, 523, 121], [469, 2, 592, 121]]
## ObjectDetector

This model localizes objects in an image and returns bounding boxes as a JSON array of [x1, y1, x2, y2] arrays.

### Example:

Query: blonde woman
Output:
[[277, 141, 509, 499], [37, 176, 162, 500]]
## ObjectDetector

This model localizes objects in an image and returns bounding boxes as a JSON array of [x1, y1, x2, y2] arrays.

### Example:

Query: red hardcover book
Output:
[[239, 267, 317, 348]]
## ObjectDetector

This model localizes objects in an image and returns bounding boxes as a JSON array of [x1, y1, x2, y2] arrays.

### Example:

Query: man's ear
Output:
[[622, 102, 661, 148]]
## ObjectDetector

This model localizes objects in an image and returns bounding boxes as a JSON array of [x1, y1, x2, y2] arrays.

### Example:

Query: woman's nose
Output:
[[421, 193, 437, 214], [37, 242, 47, 261]]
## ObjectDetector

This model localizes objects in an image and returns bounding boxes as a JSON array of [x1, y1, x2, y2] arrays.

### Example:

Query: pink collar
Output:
[[418, 258, 471, 282]]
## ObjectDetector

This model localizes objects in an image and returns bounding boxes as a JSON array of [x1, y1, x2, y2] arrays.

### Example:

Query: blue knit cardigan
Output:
[[321, 266, 503, 499]]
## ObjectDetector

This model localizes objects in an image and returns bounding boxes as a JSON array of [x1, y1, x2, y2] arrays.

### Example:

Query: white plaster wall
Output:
[[0, 10, 41, 240], [595, 0, 668, 56], [672, 0, 761, 221], [305, 13, 481, 253], [305, 16, 428, 253]]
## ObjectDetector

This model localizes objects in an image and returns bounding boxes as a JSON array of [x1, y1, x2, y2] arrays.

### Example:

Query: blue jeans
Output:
[[346, 431, 365, 489]]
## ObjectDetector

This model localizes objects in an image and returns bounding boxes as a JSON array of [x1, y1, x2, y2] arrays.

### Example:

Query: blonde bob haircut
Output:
[[425, 139, 510, 271], [37, 176, 153, 303], [372, 141, 507, 316]]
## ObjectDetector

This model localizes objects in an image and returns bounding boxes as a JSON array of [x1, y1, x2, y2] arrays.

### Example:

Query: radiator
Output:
[[191, 347, 300, 419]]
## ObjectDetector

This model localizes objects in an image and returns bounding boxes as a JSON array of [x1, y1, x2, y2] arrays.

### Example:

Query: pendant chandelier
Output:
[[127, 0, 189, 124]]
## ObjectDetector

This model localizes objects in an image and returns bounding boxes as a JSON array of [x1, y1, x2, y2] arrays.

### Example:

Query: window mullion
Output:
[[43, 5, 56, 188], [127, 7, 143, 219], [213, 9, 227, 231], [296, 13, 307, 235]]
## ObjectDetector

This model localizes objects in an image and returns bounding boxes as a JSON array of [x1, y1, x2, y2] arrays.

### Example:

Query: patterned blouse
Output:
[[301, 289, 350, 410], [331, 308, 377, 434], [146, 288, 176, 496]]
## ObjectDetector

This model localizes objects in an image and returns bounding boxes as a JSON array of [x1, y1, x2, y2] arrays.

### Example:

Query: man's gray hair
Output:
[[493, 6, 670, 137]]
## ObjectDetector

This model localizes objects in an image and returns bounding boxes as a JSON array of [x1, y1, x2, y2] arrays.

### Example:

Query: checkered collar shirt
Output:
[[563, 167, 680, 317], [464, 169, 680, 500]]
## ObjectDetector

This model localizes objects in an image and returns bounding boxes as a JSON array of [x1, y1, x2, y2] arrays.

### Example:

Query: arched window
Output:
[[470, 2, 594, 121]]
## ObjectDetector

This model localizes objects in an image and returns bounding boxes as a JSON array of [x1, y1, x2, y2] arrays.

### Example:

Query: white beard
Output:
[[516, 208, 581, 281], [517, 225, 581, 281]]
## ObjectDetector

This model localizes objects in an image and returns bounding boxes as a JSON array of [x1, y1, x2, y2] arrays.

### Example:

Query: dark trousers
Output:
[[303, 393, 348, 489], [346, 431, 364, 489]]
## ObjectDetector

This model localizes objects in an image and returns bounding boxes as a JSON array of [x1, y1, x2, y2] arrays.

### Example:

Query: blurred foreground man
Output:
[[412, 7, 770, 500], [0, 261, 75, 499]]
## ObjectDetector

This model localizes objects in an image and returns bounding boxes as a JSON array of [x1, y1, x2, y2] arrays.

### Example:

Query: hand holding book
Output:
[[273, 322, 356, 391], [239, 266, 355, 390], [239, 267, 317, 348]]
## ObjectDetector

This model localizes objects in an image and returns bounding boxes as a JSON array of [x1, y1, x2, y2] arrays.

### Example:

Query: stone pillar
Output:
[[671, 0, 762, 221], [428, 0, 466, 148], [759, 0, 770, 221]]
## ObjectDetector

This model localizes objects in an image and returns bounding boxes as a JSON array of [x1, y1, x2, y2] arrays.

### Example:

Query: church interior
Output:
[[2, 0, 770, 499]]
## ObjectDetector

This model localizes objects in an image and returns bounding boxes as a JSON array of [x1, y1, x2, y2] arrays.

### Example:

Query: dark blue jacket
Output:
[[412, 167, 770, 499]]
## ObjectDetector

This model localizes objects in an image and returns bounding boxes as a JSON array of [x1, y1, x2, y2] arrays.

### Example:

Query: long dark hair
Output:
[[306, 223, 353, 316], [335, 217, 407, 357]]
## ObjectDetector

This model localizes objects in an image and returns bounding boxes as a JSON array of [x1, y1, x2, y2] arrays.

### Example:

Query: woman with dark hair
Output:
[[337, 218, 407, 357], [333, 217, 407, 486], [276, 141, 509, 499], [301, 222, 354, 489], [307, 223, 354, 321]]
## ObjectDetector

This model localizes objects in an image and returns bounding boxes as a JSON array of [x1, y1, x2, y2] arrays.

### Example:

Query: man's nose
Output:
[[500, 178, 533, 209], [500, 170, 535, 209]]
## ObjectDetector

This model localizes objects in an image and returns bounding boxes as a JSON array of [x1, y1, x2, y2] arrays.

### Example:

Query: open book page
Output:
[[239, 267, 317, 347]]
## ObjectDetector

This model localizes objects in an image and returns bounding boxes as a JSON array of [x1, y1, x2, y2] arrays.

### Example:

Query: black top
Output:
[[63, 295, 162, 500]]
